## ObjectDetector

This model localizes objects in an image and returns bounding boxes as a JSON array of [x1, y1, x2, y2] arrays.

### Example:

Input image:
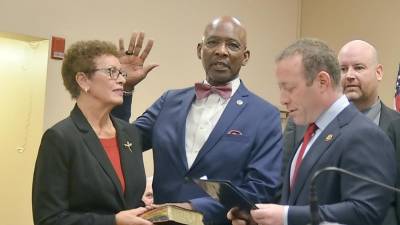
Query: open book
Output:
[[141, 205, 204, 225]]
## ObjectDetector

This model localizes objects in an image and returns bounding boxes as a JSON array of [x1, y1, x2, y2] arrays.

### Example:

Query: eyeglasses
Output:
[[90, 67, 127, 80], [203, 37, 245, 52]]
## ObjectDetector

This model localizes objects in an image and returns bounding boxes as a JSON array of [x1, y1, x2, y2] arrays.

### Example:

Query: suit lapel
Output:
[[189, 83, 249, 169], [175, 90, 197, 170], [379, 102, 396, 132], [288, 105, 357, 204], [289, 122, 340, 204], [70, 105, 126, 207], [113, 117, 145, 208]]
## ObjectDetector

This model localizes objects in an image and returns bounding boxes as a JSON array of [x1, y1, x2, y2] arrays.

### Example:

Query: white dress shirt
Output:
[[185, 77, 240, 168]]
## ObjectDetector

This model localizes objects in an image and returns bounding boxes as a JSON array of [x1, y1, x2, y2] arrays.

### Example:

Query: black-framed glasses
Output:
[[90, 67, 127, 80]]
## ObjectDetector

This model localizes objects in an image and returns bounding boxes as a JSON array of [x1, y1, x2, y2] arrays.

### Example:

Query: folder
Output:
[[191, 178, 258, 213]]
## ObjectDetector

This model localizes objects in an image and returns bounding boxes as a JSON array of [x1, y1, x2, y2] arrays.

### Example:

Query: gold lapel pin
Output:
[[124, 141, 133, 152], [325, 134, 333, 141]]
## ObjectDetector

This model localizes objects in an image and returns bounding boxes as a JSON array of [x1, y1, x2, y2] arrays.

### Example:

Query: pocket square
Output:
[[227, 129, 243, 136]]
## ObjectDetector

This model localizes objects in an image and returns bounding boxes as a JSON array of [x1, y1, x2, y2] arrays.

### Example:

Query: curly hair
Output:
[[61, 40, 119, 98], [276, 38, 340, 88]]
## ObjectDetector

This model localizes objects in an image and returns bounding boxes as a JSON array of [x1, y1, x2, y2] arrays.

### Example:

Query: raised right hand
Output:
[[118, 32, 158, 91]]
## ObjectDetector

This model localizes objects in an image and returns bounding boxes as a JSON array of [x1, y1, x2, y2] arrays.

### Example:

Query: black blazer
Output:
[[32, 105, 146, 225], [387, 115, 400, 224]]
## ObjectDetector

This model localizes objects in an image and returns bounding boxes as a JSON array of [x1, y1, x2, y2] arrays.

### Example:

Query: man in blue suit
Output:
[[228, 39, 396, 225], [113, 16, 283, 225]]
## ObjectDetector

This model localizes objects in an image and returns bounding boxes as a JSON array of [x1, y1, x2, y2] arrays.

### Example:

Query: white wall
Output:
[[0, 1, 300, 224], [301, 0, 400, 107], [1, 0, 300, 129]]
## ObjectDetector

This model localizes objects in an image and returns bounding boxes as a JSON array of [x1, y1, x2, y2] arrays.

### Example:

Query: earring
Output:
[[84, 88, 88, 93]]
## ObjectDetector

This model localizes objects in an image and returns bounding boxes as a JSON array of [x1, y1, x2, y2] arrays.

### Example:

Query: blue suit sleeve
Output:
[[190, 197, 228, 225], [134, 91, 169, 150], [111, 95, 132, 122], [236, 109, 283, 202]]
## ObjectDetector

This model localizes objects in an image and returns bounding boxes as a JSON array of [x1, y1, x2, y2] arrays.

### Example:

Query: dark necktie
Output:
[[290, 123, 318, 190], [194, 83, 232, 100]]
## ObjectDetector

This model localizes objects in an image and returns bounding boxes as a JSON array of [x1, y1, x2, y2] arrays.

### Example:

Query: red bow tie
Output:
[[194, 83, 232, 100]]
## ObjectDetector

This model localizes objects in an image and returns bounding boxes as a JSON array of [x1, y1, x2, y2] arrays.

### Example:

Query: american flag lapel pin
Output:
[[124, 141, 133, 152]]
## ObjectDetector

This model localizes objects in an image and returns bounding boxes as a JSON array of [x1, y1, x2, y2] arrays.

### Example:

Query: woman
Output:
[[32, 39, 153, 225]]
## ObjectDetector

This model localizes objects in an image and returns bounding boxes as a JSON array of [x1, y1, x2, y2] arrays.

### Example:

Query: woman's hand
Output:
[[115, 207, 153, 225]]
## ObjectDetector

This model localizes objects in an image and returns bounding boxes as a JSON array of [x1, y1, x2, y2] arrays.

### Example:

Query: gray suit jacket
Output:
[[282, 101, 400, 225], [281, 104, 396, 225]]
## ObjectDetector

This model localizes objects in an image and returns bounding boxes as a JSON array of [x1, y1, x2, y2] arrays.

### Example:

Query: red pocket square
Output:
[[227, 129, 243, 135]]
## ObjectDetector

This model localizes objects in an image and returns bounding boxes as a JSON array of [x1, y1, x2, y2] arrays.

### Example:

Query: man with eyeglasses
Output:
[[112, 16, 283, 225]]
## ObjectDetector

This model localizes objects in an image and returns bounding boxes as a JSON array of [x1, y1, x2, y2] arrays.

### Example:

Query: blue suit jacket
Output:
[[113, 82, 283, 224], [281, 104, 397, 225]]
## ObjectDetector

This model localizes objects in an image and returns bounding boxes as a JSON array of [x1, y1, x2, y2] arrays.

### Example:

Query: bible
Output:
[[141, 205, 204, 225]]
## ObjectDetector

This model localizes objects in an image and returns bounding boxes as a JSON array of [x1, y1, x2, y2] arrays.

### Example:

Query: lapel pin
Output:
[[227, 129, 243, 136], [236, 99, 243, 106], [325, 134, 333, 142], [124, 141, 133, 152]]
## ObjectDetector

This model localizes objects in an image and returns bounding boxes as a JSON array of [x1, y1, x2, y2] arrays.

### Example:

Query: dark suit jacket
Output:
[[282, 117, 306, 177], [387, 116, 400, 223], [283, 101, 400, 224], [113, 82, 283, 225], [380, 102, 400, 131], [32, 105, 146, 225], [281, 104, 396, 225], [380, 103, 400, 225]]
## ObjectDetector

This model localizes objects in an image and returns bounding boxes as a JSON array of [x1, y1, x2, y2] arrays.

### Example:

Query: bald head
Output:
[[338, 40, 378, 65], [203, 16, 247, 46], [338, 40, 383, 111]]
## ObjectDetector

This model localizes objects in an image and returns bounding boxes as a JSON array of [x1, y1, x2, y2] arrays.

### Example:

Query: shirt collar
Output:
[[361, 99, 381, 125], [315, 95, 350, 131]]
